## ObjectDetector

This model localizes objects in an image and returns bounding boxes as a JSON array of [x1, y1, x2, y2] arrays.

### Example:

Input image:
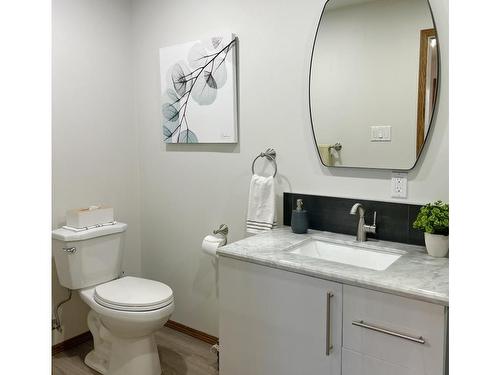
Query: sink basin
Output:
[[288, 238, 403, 271]]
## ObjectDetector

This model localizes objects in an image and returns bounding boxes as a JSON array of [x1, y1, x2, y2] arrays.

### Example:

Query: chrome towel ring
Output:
[[251, 148, 277, 177]]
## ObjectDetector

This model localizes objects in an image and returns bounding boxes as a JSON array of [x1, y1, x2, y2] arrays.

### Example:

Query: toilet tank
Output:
[[52, 222, 127, 289]]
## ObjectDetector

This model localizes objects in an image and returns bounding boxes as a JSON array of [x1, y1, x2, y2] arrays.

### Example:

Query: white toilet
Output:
[[52, 222, 174, 375]]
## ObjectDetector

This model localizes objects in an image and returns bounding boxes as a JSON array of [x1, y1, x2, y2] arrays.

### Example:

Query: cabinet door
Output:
[[342, 348, 420, 375], [219, 257, 342, 375]]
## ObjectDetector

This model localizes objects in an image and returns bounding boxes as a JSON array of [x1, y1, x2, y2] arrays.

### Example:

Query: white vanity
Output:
[[217, 229, 448, 375]]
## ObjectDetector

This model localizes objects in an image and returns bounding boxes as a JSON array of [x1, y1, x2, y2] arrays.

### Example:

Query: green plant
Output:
[[413, 201, 449, 235]]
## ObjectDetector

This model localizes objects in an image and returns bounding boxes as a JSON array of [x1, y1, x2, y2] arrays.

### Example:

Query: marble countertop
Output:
[[217, 227, 449, 306]]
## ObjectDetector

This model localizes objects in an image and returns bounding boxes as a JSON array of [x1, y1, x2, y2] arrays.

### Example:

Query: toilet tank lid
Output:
[[52, 222, 127, 241]]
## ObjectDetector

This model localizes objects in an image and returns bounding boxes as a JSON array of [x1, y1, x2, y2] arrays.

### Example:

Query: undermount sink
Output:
[[288, 237, 404, 271]]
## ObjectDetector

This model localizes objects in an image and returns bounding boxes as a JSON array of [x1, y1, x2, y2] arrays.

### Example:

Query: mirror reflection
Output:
[[310, 0, 439, 169]]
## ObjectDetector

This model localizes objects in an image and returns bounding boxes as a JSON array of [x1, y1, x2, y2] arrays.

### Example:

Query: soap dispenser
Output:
[[291, 199, 308, 234]]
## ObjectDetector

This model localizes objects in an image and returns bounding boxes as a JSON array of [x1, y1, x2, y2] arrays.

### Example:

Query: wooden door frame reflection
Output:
[[416, 28, 438, 155]]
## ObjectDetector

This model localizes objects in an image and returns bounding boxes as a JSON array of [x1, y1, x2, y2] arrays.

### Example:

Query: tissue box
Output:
[[66, 206, 114, 228]]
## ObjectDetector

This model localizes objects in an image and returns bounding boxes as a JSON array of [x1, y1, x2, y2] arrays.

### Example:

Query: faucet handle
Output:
[[363, 211, 377, 234]]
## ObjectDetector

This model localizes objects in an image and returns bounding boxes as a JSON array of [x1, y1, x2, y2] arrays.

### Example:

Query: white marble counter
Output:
[[217, 227, 449, 306]]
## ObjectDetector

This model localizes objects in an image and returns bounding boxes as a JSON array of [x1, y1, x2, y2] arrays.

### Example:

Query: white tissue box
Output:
[[66, 206, 114, 228]]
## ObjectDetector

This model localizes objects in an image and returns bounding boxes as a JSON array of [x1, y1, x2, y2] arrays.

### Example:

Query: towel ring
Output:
[[251, 148, 277, 178]]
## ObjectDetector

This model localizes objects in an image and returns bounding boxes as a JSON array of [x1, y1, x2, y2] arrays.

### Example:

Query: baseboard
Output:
[[165, 320, 218, 346], [52, 331, 92, 356]]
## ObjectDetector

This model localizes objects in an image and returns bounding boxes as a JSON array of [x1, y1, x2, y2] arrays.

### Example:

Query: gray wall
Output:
[[52, 0, 141, 344], [131, 0, 448, 336]]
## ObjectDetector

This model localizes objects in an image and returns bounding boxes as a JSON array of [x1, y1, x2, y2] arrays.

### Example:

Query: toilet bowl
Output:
[[52, 222, 175, 375], [79, 277, 174, 375]]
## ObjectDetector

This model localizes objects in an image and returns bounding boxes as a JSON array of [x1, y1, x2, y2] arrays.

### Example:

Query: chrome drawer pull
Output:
[[326, 292, 334, 355], [63, 247, 77, 254], [352, 320, 425, 344]]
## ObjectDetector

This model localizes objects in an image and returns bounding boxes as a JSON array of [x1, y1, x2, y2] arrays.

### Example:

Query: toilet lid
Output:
[[94, 276, 174, 312]]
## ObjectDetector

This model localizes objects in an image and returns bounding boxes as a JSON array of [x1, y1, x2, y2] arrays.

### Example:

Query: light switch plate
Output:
[[391, 172, 407, 198], [371, 126, 391, 142]]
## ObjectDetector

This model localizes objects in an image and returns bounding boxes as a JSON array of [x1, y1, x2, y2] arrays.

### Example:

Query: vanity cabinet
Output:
[[218, 257, 447, 375], [219, 257, 342, 375]]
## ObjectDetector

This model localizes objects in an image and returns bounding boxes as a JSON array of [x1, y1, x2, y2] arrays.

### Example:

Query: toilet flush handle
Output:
[[63, 247, 76, 254]]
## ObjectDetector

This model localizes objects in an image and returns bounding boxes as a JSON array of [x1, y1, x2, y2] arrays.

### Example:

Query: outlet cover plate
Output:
[[391, 172, 407, 198]]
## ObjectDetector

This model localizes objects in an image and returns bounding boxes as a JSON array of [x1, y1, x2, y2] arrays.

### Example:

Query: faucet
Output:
[[350, 203, 376, 242]]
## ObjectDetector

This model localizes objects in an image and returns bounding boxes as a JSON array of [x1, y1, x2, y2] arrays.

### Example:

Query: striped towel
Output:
[[246, 174, 277, 234]]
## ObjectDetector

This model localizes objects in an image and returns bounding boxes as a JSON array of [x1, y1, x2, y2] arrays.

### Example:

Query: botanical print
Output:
[[159, 33, 238, 143]]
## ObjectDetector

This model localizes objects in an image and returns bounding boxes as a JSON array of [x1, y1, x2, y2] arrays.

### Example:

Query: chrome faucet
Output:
[[350, 203, 376, 242]]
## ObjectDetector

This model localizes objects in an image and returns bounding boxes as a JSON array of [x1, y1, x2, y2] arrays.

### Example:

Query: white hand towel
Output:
[[246, 174, 277, 234]]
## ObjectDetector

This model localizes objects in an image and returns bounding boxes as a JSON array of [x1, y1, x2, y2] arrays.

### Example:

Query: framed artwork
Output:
[[159, 33, 238, 143]]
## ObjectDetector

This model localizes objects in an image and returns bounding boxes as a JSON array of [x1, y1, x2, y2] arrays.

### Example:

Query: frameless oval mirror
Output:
[[309, 0, 439, 169]]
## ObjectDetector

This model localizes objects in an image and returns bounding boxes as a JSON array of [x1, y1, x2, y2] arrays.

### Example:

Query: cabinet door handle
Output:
[[352, 320, 425, 344], [326, 292, 334, 355]]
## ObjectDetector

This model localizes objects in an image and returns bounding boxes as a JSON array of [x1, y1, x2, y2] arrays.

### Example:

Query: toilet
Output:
[[52, 222, 174, 375]]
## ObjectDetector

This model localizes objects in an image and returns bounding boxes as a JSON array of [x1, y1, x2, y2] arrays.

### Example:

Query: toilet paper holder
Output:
[[213, 224, 229, 240], [202, 225, 229, 258]]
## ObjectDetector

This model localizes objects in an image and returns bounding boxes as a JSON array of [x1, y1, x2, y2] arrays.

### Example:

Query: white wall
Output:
[[52, 0, 141, 344], [311, 0, 434, 168], [131, 0, 448, 337]]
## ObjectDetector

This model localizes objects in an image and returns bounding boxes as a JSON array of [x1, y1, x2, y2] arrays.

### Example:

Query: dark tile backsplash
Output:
[[283, 193, 425, 246]]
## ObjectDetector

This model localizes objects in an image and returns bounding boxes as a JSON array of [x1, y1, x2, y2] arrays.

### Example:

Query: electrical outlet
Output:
[[391, 172, 407, 198]]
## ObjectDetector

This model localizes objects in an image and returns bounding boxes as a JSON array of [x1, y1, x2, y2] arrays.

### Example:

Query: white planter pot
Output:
[[424, 232, 449, 257]]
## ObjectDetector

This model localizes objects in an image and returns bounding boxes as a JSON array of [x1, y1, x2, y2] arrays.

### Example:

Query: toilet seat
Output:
[[94, 276, 174, 312]]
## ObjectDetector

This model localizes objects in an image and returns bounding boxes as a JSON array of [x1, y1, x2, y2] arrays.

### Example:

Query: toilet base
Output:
[[85, 310, 163, 375], [107, 335, 162, 375], [84, 335, 162, 375], [84, 350, 108, 374]]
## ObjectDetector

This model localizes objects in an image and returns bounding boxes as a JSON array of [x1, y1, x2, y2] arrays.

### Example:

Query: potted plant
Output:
[[413, 201, 449, 257]]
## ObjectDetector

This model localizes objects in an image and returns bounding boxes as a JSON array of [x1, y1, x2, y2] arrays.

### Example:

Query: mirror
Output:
[[309, 0, 439, 169]]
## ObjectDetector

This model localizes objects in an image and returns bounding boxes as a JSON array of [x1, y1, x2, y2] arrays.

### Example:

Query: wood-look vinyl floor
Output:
[[52, 326, 219, 375]]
